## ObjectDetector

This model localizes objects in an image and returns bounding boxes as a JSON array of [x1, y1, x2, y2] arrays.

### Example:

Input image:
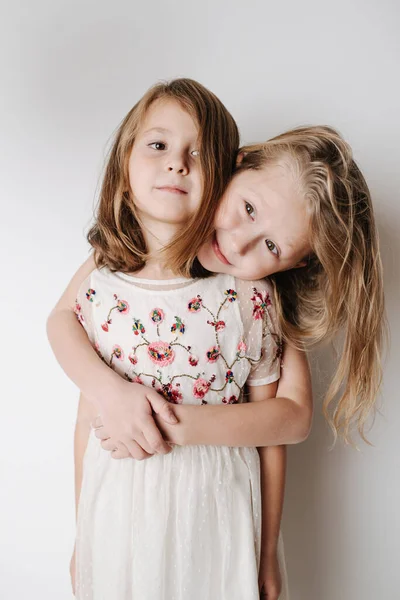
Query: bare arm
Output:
[[249, 381, 287, 558], [154, 343, 313, 447], [257, 445, 286, 598], [46, 255, 178, 458], [46, 255, 130, 408], [259, 445, 286, 556]]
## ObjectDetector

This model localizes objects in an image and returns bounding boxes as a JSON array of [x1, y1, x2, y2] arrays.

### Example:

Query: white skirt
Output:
[[75, 431, 289, 600]]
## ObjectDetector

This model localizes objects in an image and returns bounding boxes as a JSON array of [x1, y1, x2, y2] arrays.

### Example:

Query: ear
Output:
[[280, 259, 308, 273], [236, 151, 247, 167], [293, 259, 307, 269]]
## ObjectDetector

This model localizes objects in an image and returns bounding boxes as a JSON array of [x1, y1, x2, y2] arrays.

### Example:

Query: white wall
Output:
[[1, 1, 399, 598]]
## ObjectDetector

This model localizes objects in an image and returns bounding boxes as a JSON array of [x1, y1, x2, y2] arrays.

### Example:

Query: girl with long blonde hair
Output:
[[48, 78, 309, 599], [47, 79, 385, 599]]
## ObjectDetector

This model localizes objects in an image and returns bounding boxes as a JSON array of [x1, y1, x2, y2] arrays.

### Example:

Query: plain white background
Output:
[[1, 1, 399, 598]]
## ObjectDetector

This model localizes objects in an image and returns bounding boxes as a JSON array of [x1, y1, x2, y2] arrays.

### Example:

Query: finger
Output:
[[122, 438, 153, 461], [134, 432, 156, 456], [110, 445, 131, 459], [91, 415, 103, 429], [147, 391, 178, 424], [143, 422, 173, 455], [101, 438, 119, 451], [94, 427, 111, 441]]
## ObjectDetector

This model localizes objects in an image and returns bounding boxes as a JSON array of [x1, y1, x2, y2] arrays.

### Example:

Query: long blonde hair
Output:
[[88, 78, 239, 274], [239, 126, 386, 443]]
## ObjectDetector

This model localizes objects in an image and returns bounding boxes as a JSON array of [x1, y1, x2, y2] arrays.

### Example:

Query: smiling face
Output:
[[128, 98, 202, 232], [197, 161, 312, 280]]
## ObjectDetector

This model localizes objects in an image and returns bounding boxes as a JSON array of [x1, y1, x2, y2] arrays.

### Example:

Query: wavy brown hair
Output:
[[238, 126, 386, 443], [88, 78, 239, 275]]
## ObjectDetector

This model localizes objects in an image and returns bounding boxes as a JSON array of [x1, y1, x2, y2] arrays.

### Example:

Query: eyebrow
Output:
[[284, 239, 295, 250], [142, 127, 172, 136], [246, 187, 264, 203]]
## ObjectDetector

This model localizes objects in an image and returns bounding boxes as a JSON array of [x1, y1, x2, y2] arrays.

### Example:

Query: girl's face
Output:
[[197, 163, 312, 280], [128, 99, 202, 232]]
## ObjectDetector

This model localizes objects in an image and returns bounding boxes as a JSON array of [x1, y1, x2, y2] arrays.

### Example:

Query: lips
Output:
[[156, 185, 187, 195], [212, 234, 231, 265]]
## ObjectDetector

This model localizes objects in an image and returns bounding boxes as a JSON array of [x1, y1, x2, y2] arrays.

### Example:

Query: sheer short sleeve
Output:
[[235, 277, 282, 387], [74, 272, 98, 348]]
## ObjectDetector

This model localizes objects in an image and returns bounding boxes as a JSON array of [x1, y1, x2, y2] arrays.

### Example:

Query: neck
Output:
[[137, 220, 182, 280]]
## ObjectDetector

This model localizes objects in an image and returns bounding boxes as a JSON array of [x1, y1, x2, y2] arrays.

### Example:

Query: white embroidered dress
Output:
[[74, 269, 289, 600]]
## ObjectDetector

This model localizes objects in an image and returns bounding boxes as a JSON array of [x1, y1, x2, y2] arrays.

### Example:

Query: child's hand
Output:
[[258, 550, 282, 600], [70, 545, 76, 595], [94, 380, 178, 459]]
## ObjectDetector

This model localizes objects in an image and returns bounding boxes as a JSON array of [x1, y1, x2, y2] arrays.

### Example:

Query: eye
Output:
[[244, 201, 255, 218], [266, 239, 279, 256], [148, 142, 166, 150], [190, 149, 200, 157]]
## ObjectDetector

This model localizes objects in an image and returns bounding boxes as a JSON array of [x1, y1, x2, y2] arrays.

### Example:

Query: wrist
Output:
[[86, 369, 123, 409], [261, 539, 279, 559], [169, 405, 188, 446]]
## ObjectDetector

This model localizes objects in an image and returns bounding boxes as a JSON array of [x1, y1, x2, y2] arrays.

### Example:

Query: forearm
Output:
[[258, 445, 286, 556], [47, 308, 121, 409], [164, 396, 310, 447], [157, 345, 312, 448]]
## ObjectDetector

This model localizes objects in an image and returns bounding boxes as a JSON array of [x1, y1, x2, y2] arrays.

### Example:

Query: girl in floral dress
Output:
[[49, 78, 305, 600], [48, 79, 385, 599]]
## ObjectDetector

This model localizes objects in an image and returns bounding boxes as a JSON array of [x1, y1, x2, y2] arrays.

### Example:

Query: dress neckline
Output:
[[116, 272, 193, 285]]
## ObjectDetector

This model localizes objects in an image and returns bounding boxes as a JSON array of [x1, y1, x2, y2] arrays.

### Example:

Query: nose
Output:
[[230, 230, 251, 256], [165, 153, 189, 176]]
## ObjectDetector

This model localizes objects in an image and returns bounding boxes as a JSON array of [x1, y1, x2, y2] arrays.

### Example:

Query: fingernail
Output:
[[168, 415, 178, 424]]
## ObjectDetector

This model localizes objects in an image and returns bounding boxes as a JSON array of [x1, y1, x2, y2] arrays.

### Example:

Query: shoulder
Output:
[[235, 277, 280, 336], [78, 266, 127, 292], [234, 277, 275, 305]]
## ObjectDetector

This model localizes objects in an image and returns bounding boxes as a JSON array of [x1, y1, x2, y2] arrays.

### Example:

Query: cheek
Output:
[[214, 201, 237, 230], [242, 254, 275, 279]]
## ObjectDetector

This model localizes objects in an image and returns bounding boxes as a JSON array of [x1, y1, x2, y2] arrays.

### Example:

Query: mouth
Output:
[[212, 234, 231, 266], [156, 185, 188, 195]]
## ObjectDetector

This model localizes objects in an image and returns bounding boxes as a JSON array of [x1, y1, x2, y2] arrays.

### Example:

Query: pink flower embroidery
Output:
[[148, 341, 175, 366], [132, 376, 143, 385], [161, 383, 183, 404], [128, 352, 138, 365], [101, 322, 109, 332], [116, 299, 130, 314], [111, 345, 124, 361], [206, 345, 220, 363], [188, 355, 199, 367], [222, 395, 238, 404], [251, 288, 271, 320], [237, 341, 247, 353], [150, 308, 164, 323], [188, 295, 202, 312], [193, 378, 211, 399], [74, 302, 84, 325], [207, 319, 226, 331]]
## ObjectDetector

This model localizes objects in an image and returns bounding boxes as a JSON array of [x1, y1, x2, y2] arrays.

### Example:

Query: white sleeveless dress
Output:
[[74, 269, 289, 600]]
